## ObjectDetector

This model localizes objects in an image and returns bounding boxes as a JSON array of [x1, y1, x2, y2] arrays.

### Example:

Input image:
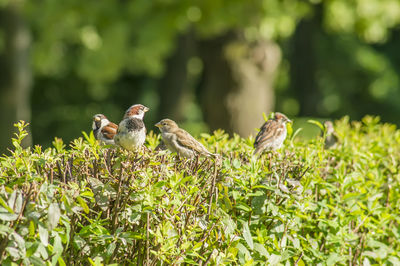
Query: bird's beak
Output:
[[287, 119, 293, 124], [155, 122, 161, 128], [95, 117, 101, 122], [144, 107, 150, 112]]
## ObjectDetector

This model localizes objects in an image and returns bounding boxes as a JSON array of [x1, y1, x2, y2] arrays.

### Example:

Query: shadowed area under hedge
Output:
[[0, 117, 399, 265]]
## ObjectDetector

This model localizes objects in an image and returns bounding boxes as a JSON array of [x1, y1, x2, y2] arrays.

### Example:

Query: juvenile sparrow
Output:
[[323, 121, 338, 149], [253, 112, 292, 155], [155, 119, 215, 159], [92, 114, 118, 145], [114, 104, 149, 151]]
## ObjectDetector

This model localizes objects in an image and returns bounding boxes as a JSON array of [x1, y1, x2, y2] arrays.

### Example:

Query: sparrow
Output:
[[92, 114, 118, 145], [155, 119, 215, 159], [253, 112, 292, 155], [114, 104, 149, 151], [323, 121, 338, 149]]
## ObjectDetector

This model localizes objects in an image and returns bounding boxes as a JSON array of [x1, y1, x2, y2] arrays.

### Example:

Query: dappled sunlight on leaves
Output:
[[0, 118, 400, 264]]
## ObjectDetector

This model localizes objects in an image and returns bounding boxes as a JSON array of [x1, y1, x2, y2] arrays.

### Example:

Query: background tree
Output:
[[0, 1, 31, 150]]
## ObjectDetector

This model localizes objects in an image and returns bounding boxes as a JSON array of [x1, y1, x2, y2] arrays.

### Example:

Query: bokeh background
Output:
[[1, 0, 400, 153]]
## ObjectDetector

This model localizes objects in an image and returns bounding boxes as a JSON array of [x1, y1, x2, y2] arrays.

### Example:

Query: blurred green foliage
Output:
[[1, 117, 400, 264], [2, 0, 400, 147]]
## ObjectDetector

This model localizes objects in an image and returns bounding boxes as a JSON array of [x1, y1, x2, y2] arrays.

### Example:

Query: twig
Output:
[[280, 222, 289, 248], [294, 252, 303, 266], [56, 160, 64, 182], [207, 163, 219, 221], [146, 212, 150, 266], [352, 233, 365, 265], [0, 184, 33, 259], [112, 165, 124, 232]]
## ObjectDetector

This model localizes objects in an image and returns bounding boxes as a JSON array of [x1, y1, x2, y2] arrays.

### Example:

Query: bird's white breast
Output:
[[272, 128, 287, 150], [115, 120, 146, 151]]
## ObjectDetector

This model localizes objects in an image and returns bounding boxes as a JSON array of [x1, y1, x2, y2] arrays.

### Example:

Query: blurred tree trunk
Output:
[[198, 32, 281, 137], [289, 5, 322, 116], [157, 32, 194, 121], [0, 2, 32, 153]]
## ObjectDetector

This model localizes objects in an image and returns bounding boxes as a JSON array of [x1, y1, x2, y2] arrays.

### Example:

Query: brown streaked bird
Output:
[[253, 112, 292, 155], [323, 121, 338, 149], [114, 104, 149, 151], [92, 114, 118, 145], [155, 119, 216, 159]]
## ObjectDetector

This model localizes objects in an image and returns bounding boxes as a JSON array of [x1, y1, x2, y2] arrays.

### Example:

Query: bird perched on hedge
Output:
[[114, 104, 149, 151], [253, 112, 292, 155], [323, 121, 338, 149], [92, 114, 118, 145], [155, 119, 216, 159]]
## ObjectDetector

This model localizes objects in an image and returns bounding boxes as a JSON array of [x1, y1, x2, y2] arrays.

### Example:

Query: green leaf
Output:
[[292, 237, 301, 250], [253, 243, 269, 258], [232, 159, 241, 169], [262, 112, 269, 121], [11, 231, 25, 252], [268, 254, 281, 265], [88, 257, 104, 266], [52, 137, 66, 152], [26, 242, 39, 257], [221, 214, 236, 238], [236, 242, 251, 261], [326, 253, 342, 265], [30, 256, 46, 266], [242, 222, 254, 250], [7, 190, 17, 211], [51, 234, 63, 266], [0, 224, 13, 234], [29, 221, 35, 237], [37, 243, 49, 260], [77, 196, 89, 214], [48, 203, 61, 230], [291, 127, 303, 142], [0, 212, 18, 221], [14, 193, 23, 214], [388, 256, 400, 265], [0, 196, 14, 214], [236, 202, 252, 212], [38, 224, 49, 247], [106, 242, 116, 258], [307, 119, 324, 130], [58, 257, 67, 266], [53, 233, 63, 254], [6, 247, 20, 260]]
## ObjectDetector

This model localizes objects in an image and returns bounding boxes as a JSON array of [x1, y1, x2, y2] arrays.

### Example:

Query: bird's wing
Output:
[[101, 123, 118, 140], [174, 129, 209, 154], [254, 119, 281, 147]]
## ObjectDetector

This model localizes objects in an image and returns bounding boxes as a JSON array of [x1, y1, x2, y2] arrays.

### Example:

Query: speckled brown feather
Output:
[[156, 118, 215, 158], [123, 104, 148, 119], [254, 120, 281, 148], [253, 112, 291, 155], [92, 114, 118, 145], [101, 122, 118, 140], [173, 128, 211, 156]]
